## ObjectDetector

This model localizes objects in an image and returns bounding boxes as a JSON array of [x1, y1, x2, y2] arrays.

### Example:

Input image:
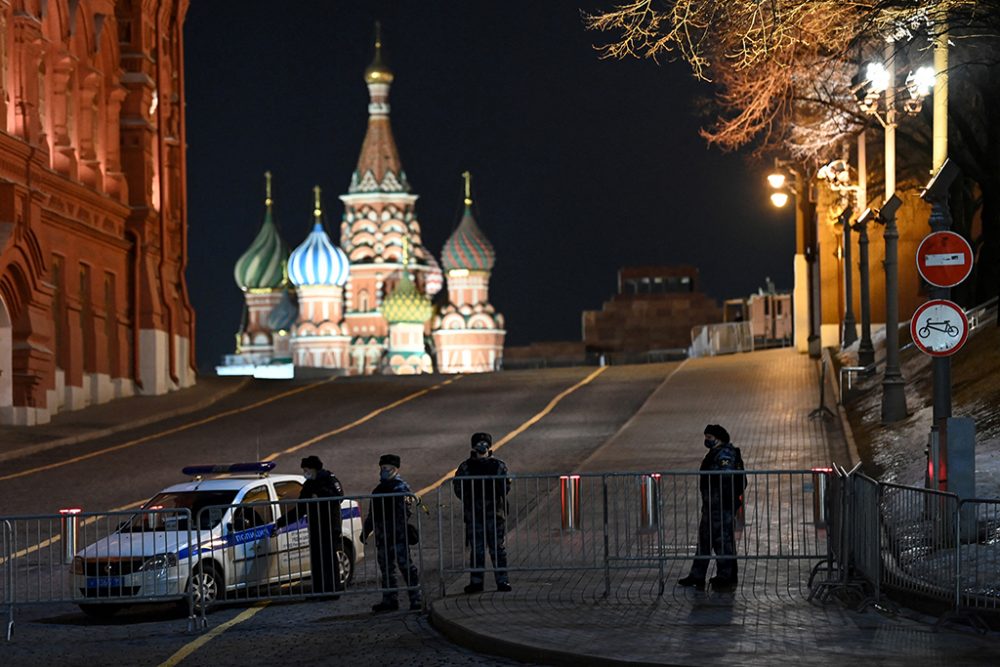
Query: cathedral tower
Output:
[[433, 173, 506, 372], [339, 24, 435, 374]]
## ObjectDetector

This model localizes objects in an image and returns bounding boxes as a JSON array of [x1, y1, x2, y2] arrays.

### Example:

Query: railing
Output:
[[812, 465, 1000, 624], [3, 469, 998, 639], [838, 296, 998, 405], [435, 471, 828, 599], [690, 322, 754, 357], [0, 508, 196, 638]]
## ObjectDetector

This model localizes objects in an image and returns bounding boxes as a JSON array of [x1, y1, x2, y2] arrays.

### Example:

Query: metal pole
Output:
[[933, 22, 948, 172], [856, 219, 875, 368], [841, 208, 857, 348], [928, 197, 952, 421], [804, 187, 822, 359], [880, 195, 907, 421], [880, 43, 907, 421]]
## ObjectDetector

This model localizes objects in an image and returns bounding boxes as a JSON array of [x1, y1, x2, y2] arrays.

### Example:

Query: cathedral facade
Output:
[[221, 30, 505, 377], [0, 1, 195, 425]]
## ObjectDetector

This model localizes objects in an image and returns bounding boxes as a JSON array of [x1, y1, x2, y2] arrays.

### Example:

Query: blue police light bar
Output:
[[182, 462, 276, 476]]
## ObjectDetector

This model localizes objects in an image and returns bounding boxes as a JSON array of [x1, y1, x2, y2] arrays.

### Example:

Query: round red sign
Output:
[[916, 231, 974, 288], [910, 299, 969, 357]]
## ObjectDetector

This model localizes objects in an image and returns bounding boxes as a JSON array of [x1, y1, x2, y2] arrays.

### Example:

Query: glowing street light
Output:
[[767, 172, 786, 190], [866, 62, 890, 92], [770, 191, 789, 208]]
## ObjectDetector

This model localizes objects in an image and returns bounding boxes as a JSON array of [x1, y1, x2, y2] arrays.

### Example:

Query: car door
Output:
[[272, 480, 310, 582], [228, 484, 275, 592]]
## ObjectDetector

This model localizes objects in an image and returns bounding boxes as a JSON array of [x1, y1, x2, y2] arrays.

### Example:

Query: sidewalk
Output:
[[429, 349, 1000, 666], [0, 375, 248, 463]]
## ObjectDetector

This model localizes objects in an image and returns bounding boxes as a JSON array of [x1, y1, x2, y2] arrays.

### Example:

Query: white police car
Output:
[[70, 462, 364, 616]]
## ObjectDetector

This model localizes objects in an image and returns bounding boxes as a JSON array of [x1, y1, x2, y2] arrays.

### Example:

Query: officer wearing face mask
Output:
[[677, 424, 746, 591], [452, 432, 511, 593], [362, 454, 421, 612], [274, 455, 344, 595]]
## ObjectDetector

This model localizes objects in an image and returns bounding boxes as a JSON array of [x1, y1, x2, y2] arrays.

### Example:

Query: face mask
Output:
[[704, 439, 715, 449], [380, 469, 395, 482], [303, 470, 316, 480]]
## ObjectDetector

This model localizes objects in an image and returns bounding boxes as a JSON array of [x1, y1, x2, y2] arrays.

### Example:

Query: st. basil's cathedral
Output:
[[219, 31, 505, 377]]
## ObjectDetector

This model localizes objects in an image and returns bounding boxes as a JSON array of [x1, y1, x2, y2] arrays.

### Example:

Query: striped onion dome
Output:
[[441, 190, 495, 272], [381, 272, 432, 324], [234, 173, 289, 291], [288, 187, 350, 287]]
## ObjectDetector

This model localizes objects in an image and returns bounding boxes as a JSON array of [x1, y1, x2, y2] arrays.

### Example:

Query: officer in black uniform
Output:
[[452, 432, 512, 593], [274, 455, 344, 595], [678, 424, 746, 591]]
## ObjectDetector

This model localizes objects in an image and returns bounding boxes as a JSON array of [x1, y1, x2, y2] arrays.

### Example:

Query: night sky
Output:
[[183, 2, 790, 371]]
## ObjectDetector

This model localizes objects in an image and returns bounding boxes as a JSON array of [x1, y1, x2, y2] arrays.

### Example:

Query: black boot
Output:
[[677, 576, 705, 590]]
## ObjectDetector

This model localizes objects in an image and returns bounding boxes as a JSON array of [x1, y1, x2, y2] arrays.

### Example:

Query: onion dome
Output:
[[364, 22, 394, 85], [234, 172, 289, 291], [267, 288, 299, 332], [441, 172, 495, 272], [381, 240, 432, 324], [288, 186, 350, 287]]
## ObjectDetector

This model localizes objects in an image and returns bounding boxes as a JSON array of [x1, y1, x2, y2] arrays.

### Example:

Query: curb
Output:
[[0, 377, 251, 464], [428, 601, 690, 667], [822, 348, 862, 468]]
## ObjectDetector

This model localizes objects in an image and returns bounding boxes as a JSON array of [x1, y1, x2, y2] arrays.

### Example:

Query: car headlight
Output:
[[71, 556, 85, 575], [138, 553, 179, 572]]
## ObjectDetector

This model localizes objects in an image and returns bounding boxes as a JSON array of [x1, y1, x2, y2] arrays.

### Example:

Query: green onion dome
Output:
[[234, 173, 289, 291], [381, 272, 432, 324]]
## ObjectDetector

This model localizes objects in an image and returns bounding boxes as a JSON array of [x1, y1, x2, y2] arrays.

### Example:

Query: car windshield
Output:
[[121, 490, 239, 532]]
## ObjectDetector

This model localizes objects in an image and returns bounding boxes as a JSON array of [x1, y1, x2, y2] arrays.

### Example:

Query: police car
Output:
[[70, 462, 364, 616]]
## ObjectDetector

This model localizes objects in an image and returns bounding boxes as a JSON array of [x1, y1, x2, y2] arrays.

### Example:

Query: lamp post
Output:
[[853, 51, 934, 421], [767, 162, 820, 359]]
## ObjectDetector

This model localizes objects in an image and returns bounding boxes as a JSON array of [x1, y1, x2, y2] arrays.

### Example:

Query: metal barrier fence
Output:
[[0, 508, 196, 638], [689, 322, 754, 357], [435, 471, 829, 599], [3, 468, 999, 639], [186, 493, 423, 625], [815, 467, 1000, 622]]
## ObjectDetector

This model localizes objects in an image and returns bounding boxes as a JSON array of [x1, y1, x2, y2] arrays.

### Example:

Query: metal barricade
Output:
[[190, 493, 422, 624], [436, 470, 829, 600], [878, 482, 959, 603], [849, 473, 882, 603], [0, 508, 195, 640], [955, 498, 1000, 614]]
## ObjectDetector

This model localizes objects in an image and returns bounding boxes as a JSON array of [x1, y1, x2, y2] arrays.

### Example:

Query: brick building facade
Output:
[[0, 0, 195, 425]]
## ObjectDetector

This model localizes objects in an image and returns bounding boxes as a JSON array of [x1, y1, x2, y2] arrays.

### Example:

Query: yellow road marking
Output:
[[0, 378, 337, 483], [157, 602, 270, 667], [415, 366, 608, 497], [0, 498, 146, 566], [263, 375, 464, 461]]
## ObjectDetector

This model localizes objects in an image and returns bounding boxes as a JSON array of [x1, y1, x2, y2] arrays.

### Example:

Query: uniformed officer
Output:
[[274, 455, 344, 595], [362, 454, 422, 612], [677, 424, 746, 591], [452, 432, 512, 593]]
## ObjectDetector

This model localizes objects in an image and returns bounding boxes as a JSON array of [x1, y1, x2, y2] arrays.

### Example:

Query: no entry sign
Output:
[[916, 231, 974, 288], [911, 299, 969, 357]]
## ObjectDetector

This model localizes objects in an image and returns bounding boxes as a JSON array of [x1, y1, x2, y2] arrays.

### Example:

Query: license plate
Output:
[[86, 576, 123, 588]]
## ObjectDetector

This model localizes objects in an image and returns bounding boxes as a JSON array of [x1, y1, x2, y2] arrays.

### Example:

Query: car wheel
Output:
[[79, 603, 124, 619], [187, 562, 222, 612], [337, 539, 355, 586]]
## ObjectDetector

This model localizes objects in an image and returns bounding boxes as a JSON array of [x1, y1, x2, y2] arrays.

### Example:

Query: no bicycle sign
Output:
[[910, 299, 969, 357]]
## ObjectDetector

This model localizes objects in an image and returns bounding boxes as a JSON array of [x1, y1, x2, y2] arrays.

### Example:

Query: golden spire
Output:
[[265, 171, 273, 208], [463, 171, 472, 206], [364, 21, 394, 85], [401, 235, 411, 268], [313, 185, 322, 219]]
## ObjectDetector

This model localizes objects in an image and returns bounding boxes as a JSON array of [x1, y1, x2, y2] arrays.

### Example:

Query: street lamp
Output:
[[817, 159, 859, 350], [853, 49, 933, 422], [767, 160, 820, 359]]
